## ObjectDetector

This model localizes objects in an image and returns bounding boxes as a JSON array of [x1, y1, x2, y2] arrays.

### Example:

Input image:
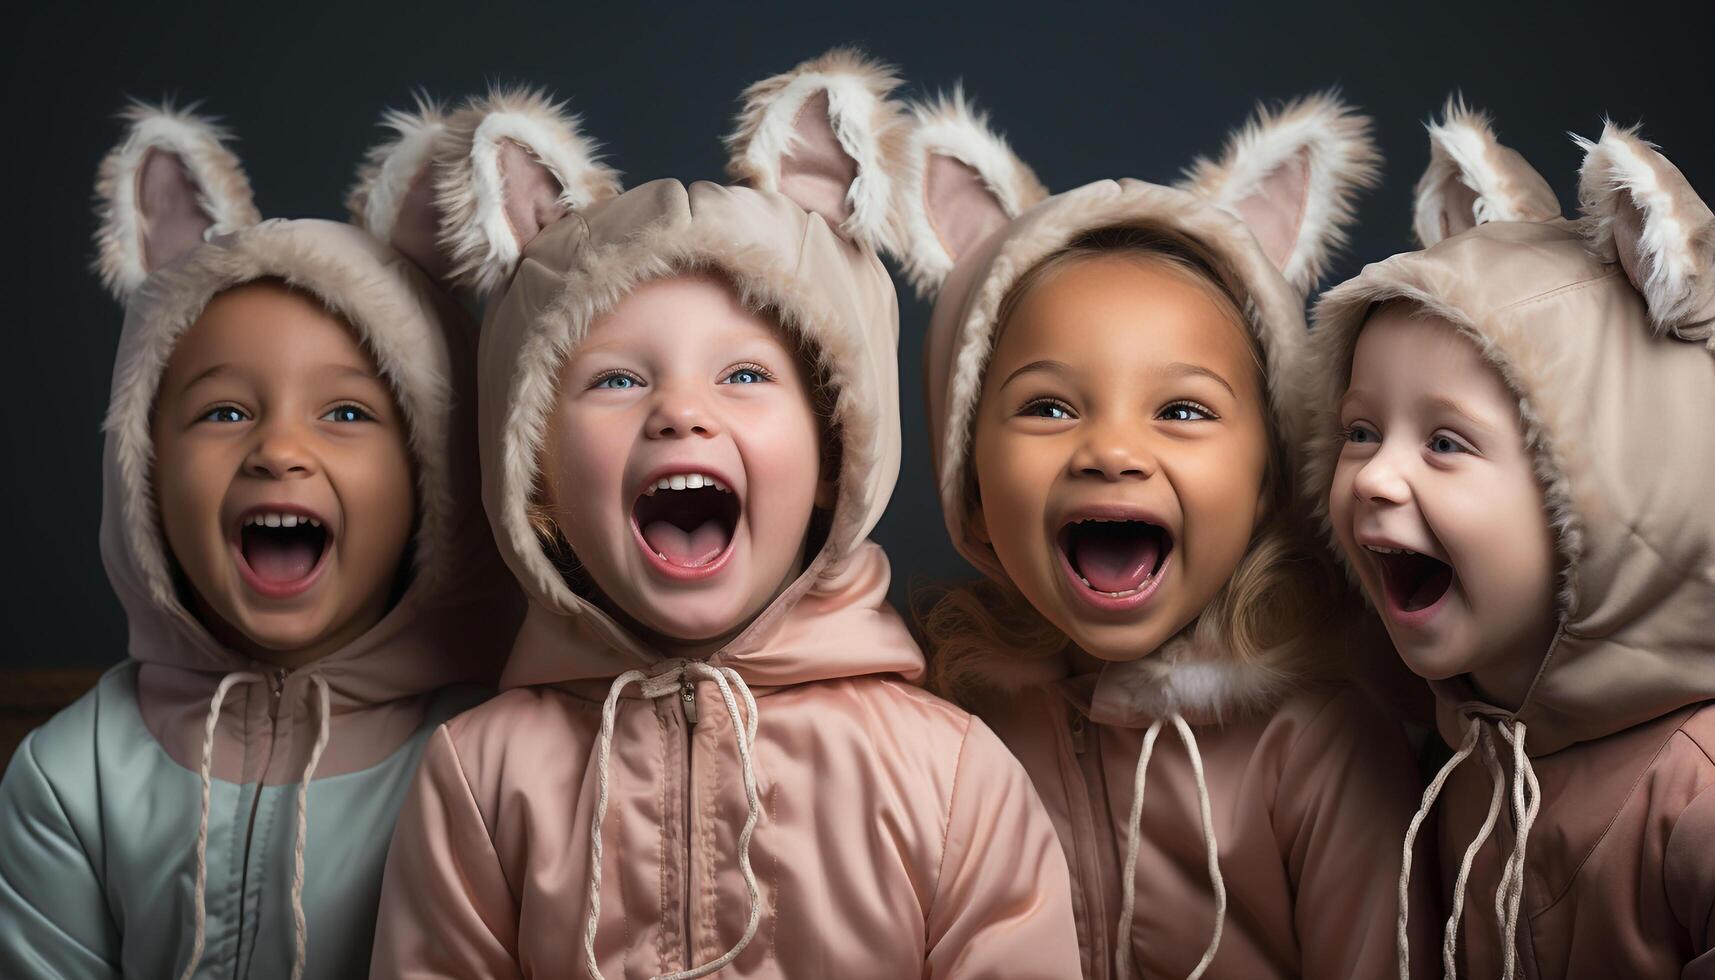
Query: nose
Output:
[[244, 418, 317, 480], [1069, 422, 1155, 481], [644, 381, 720, 440], [1350, 444, 1412, 505]]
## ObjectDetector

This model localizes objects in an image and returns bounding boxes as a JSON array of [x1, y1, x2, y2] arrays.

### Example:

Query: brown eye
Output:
[[1020, 399, 1075, 420], [1158, 401, 1215, 422]]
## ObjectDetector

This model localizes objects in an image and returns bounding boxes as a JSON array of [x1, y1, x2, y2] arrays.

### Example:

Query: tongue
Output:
[[1072, 532, 1161, 593], [642, 519, 729, 567], [244, 536, 320, 583]]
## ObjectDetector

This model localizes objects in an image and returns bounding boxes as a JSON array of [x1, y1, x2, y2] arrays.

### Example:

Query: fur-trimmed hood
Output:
[[439, 52, 924, 691], [93, 103, 519, 779], [1304, 104, 1715, 756], [902, 92, 1380, 721]]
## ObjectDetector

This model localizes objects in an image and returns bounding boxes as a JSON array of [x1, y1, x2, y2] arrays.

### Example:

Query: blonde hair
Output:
[[922, 224, 1336, 707]]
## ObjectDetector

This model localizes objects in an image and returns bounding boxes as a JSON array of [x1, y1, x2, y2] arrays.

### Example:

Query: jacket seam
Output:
[[20, 731, 118, 940], [928, 713, 975, 921], [438, 725, 517, 901], [1270, 686, 1344, 827], [1529, 716, 1692, 918]]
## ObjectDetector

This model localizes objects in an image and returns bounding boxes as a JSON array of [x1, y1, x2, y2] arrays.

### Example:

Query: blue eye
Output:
[[722, 366, 773, 385], [202, 405, 247, 424], [1159, 401, 1214, 422], [1428, 433, 1470, 455], [321, 404, 373, 423], [1344, 424, 1379, 444], [594, 373, 641, 390]]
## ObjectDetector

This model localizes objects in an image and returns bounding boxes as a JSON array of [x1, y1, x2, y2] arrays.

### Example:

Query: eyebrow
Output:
[[1158, 361, 1237, 399], [1428, 395, 1497, 435], [1000, 359, 1072, 389]]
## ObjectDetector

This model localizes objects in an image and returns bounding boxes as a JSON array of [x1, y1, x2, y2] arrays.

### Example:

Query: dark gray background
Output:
[[6, 0, 1711, 669]]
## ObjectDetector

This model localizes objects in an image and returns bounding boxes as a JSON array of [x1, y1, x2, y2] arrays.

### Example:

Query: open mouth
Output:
[[1369, 546, 1453, 614], [235, 509, 331, 596], [631, 472, 740, 574], [1057, 518, 1173, 600]]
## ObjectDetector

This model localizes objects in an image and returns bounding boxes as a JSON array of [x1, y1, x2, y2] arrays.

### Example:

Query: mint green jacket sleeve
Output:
[[0, 730, 122, 979]]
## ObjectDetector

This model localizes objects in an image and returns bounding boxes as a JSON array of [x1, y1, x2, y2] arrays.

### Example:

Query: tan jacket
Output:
[[1304, 106, 1715, 977], [899, 90, 1432, 977], [370, 55, 1081, 979]]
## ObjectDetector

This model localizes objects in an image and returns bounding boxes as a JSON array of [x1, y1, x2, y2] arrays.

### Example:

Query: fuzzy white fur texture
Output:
[[725, 48, 903, 253], [1576, 123, 1715, 343], [346, 94, 447, 244], [436, 88, 623, 295], [1180, 92, 1381, 295], [893, 88, 1049, 299], [93, 102, 261, 301], [1413, 97, 1561, 247]]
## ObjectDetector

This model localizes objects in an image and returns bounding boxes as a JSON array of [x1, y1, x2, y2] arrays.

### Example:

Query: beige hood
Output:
[[902, 91, 1380, 717], [1304, 102, 1715, 757], [434, 52, 923, 691], [93, 103, 519, 780]]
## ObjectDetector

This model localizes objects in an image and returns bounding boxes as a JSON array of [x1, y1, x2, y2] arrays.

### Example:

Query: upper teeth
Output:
[[244, 512, 321, 528], [645, 473, 729, 494], [1365, 545, 1417, 556]]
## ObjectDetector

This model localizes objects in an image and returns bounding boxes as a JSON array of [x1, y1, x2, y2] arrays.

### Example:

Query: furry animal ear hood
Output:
[[1304, 103, 1715, 755], [437, 50, 922, 690], [903, 90, 1379, 716], [93, 100, 516, 706]]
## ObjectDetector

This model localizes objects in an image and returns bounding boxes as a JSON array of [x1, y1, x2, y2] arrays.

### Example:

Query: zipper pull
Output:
[[1070, 714, 1088, 754], [680, 679, 699, 726]]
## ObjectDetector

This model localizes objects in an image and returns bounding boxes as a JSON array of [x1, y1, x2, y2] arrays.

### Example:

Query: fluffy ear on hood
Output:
[[1413, 97, 1561, 247], [347, 94, 457, 282], [725, 47, 904, 252], [93, 101, 261, 302], [435, 87, 623, 295], [1180, 93, 1380, 295], [1577, 123, 1715, 343], [890, 88, 1048, 299]]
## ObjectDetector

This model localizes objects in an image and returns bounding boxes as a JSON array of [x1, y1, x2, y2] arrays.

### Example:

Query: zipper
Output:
[[680, 677, 697, 973], [1059, 703, 1109, 977], [1070, 713, 1088, 754], [230, 668, 289, 978]]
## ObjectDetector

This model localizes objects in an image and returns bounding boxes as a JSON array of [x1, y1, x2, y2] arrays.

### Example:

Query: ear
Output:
[[891, 88, 1048, 300], [1413, 97, 1561, 248], [1577, 122, 1715, 341], [347, 93, 457, 282], [92, 101, 261, 302], [1180, 93, 1381, 295], [435, 87, 623, 295], [725, 47, 904, 252]]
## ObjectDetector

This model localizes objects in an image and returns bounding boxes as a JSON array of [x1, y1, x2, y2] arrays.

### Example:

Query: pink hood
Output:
[[93, 104, 519, 783]]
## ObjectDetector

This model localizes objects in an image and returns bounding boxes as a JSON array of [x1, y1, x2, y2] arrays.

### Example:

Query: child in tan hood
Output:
[[0, 102, 520, 978], [1308, 101, 1715, 978], [905, 90, 1434, 978], [369, 51, 1080, 978]]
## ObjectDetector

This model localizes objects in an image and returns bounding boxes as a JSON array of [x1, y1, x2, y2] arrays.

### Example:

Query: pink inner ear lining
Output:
[[138, 147, 215, 273], [391, 165, 452, 280], [1611, 188, 1649, 289], [1439, 176, 1481, 241], [1231, 146, 1310, 273], [924, 153, 1010, 263], [498, 138, 570, 250], [777, 90, 859, 229]]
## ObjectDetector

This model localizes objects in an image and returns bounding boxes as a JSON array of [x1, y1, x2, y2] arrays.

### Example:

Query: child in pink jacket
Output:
[[369, 52, 1080, 978], [901, 90, 1433, 978], [1306, 102, 1715, 978]]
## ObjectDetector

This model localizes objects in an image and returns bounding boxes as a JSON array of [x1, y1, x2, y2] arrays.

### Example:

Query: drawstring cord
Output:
[[1114, 712, 1226, 980], [1395, 716, 1539, 980], [584, 661, 762, 980], [179, 671, 331, 980]]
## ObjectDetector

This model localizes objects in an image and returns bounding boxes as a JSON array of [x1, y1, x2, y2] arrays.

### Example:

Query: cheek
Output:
[[1439, 466, 1556, 604], [1178, 440, 1267, 547], [971, 428, 1055, 559], [151, 437, 225, 543], [543, 409, 630, 534], [339, 437, 415, 543]]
